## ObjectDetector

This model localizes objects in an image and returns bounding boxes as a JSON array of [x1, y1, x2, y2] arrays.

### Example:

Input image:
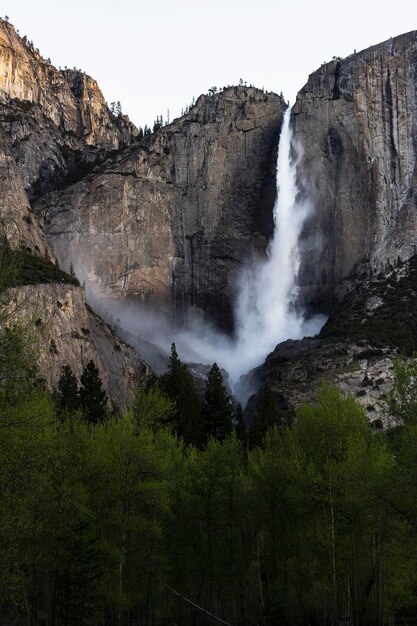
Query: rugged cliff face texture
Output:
[[0, 19, 149, 406], [0, 19, 138, 199], [8, 283, 149, 408], [242, 336, 394, 424], [293, 31, 417, 312], [0, 124, 148, 405], [0, 126, 48, 254], [35, 87, 286, 331]]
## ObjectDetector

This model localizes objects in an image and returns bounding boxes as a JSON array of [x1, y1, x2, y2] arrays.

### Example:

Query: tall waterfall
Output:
[[87, 107, 325, 389], [174, 107, 325, 386], [228, 108, 317, 379]]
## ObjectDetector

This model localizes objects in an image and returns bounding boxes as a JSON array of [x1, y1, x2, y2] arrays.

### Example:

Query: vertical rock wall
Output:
[[293, 31, 417, 311]]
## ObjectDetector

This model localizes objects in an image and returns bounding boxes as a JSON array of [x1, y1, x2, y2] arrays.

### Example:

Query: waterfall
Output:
[[87, 106, 325, 390], [210, 107, 325, 384]]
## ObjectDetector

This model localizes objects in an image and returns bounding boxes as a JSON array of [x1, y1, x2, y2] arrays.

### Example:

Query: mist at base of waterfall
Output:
[[81, 107, 326, 395]]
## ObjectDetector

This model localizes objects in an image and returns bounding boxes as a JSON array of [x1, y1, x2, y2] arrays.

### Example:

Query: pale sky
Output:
[[2, 0, 416, 128]]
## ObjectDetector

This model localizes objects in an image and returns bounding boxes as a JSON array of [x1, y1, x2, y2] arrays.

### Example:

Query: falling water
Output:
[[198, 106, 325, 385], [83, 107, 325, 390], [231, 110, 316, 370]]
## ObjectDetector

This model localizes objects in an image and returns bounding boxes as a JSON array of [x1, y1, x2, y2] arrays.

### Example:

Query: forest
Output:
[[2, 288, 417, 626]]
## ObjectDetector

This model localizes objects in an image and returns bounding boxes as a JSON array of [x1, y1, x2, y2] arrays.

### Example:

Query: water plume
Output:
[[81, 107, 325, 392], [221, 107, 326, 384]]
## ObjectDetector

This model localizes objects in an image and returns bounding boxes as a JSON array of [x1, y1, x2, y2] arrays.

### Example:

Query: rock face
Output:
[[0, 19, 138, 199], [243, 336, 394, 424], [8, 284, 149, 409], [0, 19, 149, 407], [0, 123, 149, 406], [35, 87, 286, 331], [0, 126, 48, 254], [293, 31, 417, 313]]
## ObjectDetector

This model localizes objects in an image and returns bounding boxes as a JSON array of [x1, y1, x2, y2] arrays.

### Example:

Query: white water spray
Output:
[[82, 107, 325, 391], [220, 107, 325, 382], [170, 107, 325, 385]]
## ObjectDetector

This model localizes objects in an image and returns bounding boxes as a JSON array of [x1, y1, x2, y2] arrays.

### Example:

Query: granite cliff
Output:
[[0, 19, 138, 200], [293, 30, 417, 313], [35, 86, 285, 331], [0, 128, 148, 407], [0, 19, 147, 407]]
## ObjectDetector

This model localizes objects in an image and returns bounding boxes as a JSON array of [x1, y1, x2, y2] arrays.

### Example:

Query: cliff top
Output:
[[297, 29, 417, 99], [0, 17, 138, 149]]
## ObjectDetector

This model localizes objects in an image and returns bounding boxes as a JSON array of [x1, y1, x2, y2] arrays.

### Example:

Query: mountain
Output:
[[34, 86, 285, 332], [0, 18, 147, 407], [245, 32, 417, 421], [1, 15, 417, 414], [293, 30, 417, 313]]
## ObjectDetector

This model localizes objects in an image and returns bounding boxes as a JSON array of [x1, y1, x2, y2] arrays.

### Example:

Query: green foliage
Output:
[[0, 324, 38, 408], [250, 384, 393, 624], [0, 243, 79, 287], [131, 383, 175, 431], [204, 362, 233, 441], [387, 354, 417, 425], [235, 401, 247, 446], [152, 114, 164, 132], [54, 364, 80, 418], [79, 360, 108, 424], [159, 343, 203, 445], [249, 384, 280, 447], [54, 362, 109, 424]]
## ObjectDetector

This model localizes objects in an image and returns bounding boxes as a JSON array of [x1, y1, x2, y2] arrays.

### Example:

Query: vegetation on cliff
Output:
[[0, 243, 79, 287], [321, 255, 417, 354]]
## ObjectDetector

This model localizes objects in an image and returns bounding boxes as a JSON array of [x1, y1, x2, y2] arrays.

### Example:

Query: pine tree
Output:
[[159, 344, 203, 445], [204, 363, 233, 441], [249, 385, 279, 447], [152, 115, 164, 133], [54, 365, 79, 418], [235, 402, 247, 446], [79, 360, 107, 424]]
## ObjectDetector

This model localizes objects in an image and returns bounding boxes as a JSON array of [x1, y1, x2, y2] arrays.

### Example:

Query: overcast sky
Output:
[[3, 0, 416, 127]]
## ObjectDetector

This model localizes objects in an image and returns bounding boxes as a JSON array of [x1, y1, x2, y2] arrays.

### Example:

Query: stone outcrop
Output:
[[0, 125, 48, 253], [35, 87, 286, 331], [8, 283, 149, 408], [0, 18, 138, 199], [293, 31, 417, 313], [242, 336, 394, 425]]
